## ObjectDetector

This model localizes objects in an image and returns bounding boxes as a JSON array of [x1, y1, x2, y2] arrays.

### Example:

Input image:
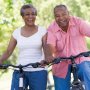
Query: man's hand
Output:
[[46, 56, 55, 63], [40, 60, 48, 66], [40, 56, 55, 66]]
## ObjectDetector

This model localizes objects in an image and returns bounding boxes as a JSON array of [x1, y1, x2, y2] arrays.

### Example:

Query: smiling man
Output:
[[46, 4, 90, 90]]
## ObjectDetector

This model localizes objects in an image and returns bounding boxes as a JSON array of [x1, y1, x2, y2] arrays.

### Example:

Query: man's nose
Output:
[[58, 15, 64, 20]]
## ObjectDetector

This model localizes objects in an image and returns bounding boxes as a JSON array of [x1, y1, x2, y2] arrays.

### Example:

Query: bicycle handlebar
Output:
[[50, 51, 90, 65], [0, 62, 42, 69], [1, 51, 90, 69]]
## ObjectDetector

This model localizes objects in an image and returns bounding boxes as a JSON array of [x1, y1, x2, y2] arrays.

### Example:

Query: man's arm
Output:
[[44, 44, 57, 62], [42, 33, 56, 64]]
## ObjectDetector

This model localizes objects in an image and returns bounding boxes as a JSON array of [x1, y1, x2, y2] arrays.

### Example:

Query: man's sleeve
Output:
[[79, 19, 90, 37]]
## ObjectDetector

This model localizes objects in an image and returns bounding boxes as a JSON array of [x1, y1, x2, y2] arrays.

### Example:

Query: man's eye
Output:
[[24, 14, 30, 16], [62, 14, 67, 16], [55, 15, 59, 17]]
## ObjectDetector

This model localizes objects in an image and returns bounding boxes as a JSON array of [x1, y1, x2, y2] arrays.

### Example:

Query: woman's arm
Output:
[[0, 36, 17, 64]]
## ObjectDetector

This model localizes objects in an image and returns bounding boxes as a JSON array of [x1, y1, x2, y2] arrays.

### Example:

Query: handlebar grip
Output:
[[32, 62, 41, 68], [0, 64, 8, 69], [82, 53, 90, 57]]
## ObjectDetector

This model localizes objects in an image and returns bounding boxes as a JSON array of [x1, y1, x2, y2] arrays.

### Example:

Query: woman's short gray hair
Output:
[[20, 4, 37, 16]]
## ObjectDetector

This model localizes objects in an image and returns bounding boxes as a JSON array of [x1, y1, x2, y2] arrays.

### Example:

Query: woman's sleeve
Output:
[[12, 29, 18, 40]]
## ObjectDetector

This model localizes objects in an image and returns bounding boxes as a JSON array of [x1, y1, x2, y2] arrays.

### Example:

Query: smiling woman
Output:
[[0, 4, 47, 90], [20, 4, 37, 27]]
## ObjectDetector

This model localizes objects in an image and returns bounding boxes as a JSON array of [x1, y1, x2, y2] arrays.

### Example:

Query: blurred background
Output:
[[0, 0, 90, 90]]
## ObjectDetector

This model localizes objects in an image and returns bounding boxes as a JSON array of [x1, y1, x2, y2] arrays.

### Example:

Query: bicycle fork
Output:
[[71, 57, 84, 90], [19, 66, 24, 90]]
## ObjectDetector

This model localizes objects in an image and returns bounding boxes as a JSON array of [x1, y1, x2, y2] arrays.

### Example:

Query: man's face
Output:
[[54, 7, 69, 28]]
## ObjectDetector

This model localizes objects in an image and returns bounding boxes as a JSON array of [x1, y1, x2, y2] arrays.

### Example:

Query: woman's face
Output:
[[22, 8, 37, 26]]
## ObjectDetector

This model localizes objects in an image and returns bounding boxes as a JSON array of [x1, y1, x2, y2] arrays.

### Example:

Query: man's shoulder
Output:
[[70, 16, 83, 25], [70, 16, 81, 21]]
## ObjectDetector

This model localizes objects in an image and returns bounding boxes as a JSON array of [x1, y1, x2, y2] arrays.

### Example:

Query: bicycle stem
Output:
[[70, 56, 78, 82], [19, 65, 24, 90]]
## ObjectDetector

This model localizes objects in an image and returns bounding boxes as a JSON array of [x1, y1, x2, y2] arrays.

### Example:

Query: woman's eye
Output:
[[26, 14, 30, 16], [24, 13, 36, 16]]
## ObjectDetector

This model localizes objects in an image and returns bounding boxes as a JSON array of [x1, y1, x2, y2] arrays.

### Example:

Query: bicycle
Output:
[[45, 51, 90, 90], [0, 62, 43, 90]]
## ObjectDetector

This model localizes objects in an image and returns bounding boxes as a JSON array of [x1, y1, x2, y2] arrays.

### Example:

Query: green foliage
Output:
[[0, 0, 24, 61], [25, 0, 32, 3]]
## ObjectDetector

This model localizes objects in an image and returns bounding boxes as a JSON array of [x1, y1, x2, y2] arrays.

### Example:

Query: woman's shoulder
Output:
[[12, 27, 21, 39], [38, 26, 47, 35], [38, 26, 47, 32], [13, 27, 21, 34], [38, 26, 46, 30]]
